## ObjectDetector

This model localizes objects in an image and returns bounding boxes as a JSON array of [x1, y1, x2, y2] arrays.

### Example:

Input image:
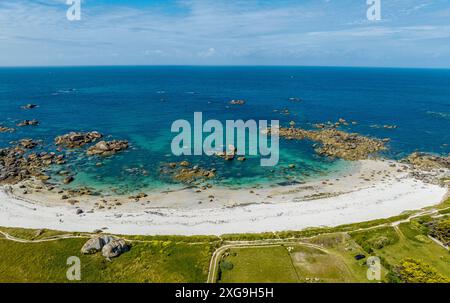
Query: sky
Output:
[[0, 0, 450, 67]]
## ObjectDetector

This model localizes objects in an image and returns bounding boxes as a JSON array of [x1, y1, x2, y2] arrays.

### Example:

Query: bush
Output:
[[390, 258, 449, 283], [220, 260, 234, 271]]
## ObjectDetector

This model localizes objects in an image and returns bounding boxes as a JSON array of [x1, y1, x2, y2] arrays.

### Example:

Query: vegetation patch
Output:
[[0, 237, 212, 282], [388, 258, 450, 283], [349, 227, 399, 253]]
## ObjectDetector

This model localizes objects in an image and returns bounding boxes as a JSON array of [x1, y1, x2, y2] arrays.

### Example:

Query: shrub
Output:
[[390, 258, 449, 283], [220, 260, 234, 271]]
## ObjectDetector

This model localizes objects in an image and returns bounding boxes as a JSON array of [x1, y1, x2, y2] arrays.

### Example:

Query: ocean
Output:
[[0, 66, 449, 194]]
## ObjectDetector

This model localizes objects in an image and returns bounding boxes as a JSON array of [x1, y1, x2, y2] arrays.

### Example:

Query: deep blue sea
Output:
[[0, 66, 449, 194]]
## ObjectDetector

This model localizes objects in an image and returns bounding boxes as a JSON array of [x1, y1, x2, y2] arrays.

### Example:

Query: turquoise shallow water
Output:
[[0, 66, 449, 193]]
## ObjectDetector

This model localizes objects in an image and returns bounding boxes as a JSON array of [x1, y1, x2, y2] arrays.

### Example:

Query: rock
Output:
[[229, 99, 245, 105], [87, 140, 128, 156], [179, 161, 190, 167], [21, 104, 38, 110], [76, 208, 83, 215], [128, 192, 148, 200], [17, 119, 39, 127], [215, 144, 237, 161], [237, 156, 246, 161], [55, 131, 103, 148], [32, 229, 44, 238], [81, 235, 116, 254], [0, 126, 14, 133], [101, 238, 129, 258], [37, 174, 51, 181], [19, 139, 38, 149], [63, 176, 74, 184]]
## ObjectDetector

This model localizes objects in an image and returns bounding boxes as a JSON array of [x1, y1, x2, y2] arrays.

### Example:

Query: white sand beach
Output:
[[0, 160, 447, 235]]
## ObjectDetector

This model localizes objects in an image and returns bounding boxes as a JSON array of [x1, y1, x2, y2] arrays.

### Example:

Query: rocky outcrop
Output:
[[55, 131, 103, 148], [101, 238, 130, 258], [271, 126, 386, 161], [403, 153, 450, 171], [17, 119, 39, 127], [161, 162, 216, 184], [0, 144, 65, 184], [86, 140, 129, 156]]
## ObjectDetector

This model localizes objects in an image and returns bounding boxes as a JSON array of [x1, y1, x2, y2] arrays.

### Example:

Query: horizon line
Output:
[[0, 64, 449, 70]]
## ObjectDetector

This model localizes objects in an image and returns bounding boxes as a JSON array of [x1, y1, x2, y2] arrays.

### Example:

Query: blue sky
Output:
[[0, 0, 449, 67]]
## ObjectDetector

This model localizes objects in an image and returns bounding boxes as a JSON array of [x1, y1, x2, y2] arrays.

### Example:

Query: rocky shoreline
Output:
[[1, 107, 449, 205]]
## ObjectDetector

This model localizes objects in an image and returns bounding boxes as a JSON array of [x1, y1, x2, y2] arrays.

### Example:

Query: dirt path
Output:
[[206, 206, 450, 283]]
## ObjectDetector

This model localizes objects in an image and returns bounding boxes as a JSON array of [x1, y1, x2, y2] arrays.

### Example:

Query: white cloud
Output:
[[0, 0, 449, 67]]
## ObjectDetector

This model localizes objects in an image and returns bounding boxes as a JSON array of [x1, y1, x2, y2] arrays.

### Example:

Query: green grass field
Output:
[[218, 239, 370, 283], [0, 236, 213, 282], [218, 246, 299, 283], [218, 216, 450, 283]]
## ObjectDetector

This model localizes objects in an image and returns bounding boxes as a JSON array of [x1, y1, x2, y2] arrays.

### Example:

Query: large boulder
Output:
[[81, 235, 115, 254], [101, 239, 130, 258]]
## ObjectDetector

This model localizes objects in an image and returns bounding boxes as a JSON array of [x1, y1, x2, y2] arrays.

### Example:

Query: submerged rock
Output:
[[63, 176, 74, 184], [21, 104, 38, 110], [55, 131, 103, 148], [0, 126, 14, 133], [17, 119, 39, 127], [86, 140, 129, 156], [229, 99, 245, 105]]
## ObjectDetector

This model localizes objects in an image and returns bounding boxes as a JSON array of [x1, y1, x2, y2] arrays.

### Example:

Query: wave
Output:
[[426, 111, 450, 120]]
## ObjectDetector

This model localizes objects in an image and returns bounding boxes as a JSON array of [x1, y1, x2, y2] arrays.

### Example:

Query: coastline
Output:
[[0, 159, 447, 235]]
